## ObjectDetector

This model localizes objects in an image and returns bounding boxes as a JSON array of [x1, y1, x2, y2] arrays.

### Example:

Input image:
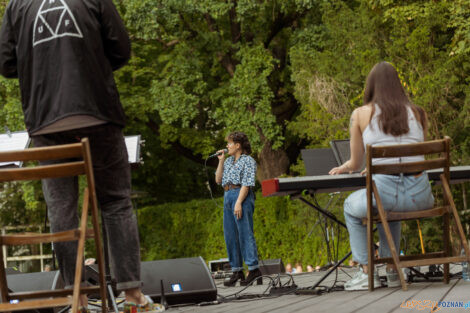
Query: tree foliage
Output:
[[0, 0, 469, 263], [122, 0, 321, 180]]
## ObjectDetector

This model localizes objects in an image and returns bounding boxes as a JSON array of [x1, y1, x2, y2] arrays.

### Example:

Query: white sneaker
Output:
[[344, 268, 366, 288], [344, 267, 381, 291]]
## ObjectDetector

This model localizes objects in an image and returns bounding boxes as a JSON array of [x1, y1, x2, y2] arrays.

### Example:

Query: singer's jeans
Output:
[[344, 173, 434, 265], [32, 124, 142, 290], [223, 188, 259, 271]]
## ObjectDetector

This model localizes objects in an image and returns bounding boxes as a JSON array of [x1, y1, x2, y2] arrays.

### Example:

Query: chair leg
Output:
[[443, 212, 450, 284], [367, 182, 374, 291], [373, 183, 407, 291], [71, 189, 92, 312], [0, 246, 9, 304], [443, 178, 470, 261], [367, 217, 374, 291], [88, 190, 107, 313]]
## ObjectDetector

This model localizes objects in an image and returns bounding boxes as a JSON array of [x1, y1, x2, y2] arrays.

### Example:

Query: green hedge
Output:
[[137, 192, 353, 268], [137, 187, 469, 267]]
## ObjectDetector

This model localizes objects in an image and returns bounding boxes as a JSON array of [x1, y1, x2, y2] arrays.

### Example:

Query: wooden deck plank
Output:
[[351, 282, 436, 313], [385, 264, 464, 313], [165, 265, 469, 312], [294, 287, 403, 313], [437, 278, 470, 310]]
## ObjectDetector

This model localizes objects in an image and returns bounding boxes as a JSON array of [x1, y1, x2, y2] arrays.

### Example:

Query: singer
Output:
[[215, 132, 262, 287]]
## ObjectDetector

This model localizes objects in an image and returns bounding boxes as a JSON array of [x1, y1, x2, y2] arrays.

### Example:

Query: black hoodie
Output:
[[0, 0, 130, 134]]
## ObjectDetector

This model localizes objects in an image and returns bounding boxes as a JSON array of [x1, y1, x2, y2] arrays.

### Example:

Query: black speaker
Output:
[[6, 270, 65, 313], [259, 259, 285, 275], [7, 270, 64, 293], [141, 256, 217, 305]]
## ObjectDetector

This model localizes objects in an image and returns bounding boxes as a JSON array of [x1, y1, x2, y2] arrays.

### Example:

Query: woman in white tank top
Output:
[[329, 62, 434, 290]]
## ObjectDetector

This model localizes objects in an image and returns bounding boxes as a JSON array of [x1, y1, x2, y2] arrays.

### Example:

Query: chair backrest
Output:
[[0, 138, 96, 188], [366, 137, 450, 179]]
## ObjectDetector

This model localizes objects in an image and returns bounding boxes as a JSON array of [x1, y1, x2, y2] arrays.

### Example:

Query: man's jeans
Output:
[[223, 188, 259, 272], [32, 124, 141, 290], [344, 173, 434, 265]]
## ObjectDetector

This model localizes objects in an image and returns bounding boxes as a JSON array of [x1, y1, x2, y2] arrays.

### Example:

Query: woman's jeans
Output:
[[344, 173, 434, 265], [223, 188, 259, 272]]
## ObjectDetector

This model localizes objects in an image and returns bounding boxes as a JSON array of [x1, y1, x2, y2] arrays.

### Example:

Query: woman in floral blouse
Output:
[[215, 131, 261, 287]]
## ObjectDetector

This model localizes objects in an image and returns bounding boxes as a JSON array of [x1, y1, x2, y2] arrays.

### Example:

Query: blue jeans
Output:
[[223, 188, 259, 271], [344, 173, 434, 265]]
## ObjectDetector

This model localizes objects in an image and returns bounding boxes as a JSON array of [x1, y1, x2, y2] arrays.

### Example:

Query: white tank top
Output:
[[363, 104, 424, 165]]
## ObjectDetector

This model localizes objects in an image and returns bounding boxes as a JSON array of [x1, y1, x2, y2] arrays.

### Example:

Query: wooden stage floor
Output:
[[165, 264, 470, 313]]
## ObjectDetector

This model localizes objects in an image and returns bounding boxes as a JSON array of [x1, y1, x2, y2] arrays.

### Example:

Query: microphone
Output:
[[208, 149, 228, 158]]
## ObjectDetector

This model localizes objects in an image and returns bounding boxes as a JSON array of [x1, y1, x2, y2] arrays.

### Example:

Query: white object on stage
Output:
[[0, 130, 30, 167], [124, 134, 142, 164], [0, 131, 142, 166]]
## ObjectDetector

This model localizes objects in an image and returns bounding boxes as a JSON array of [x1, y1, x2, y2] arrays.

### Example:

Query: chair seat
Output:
[[362, 206, 450, 224], [1, 228, 96, 246], [0, 297, 72, 312], [399, 255, 467, 268], [1, 230, 81, 245], [9, 285, 101, 301], [376, 253, 468, 266]]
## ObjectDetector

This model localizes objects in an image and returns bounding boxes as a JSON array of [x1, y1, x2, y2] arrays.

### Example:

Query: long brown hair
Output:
[[364, 62, 426, 136]]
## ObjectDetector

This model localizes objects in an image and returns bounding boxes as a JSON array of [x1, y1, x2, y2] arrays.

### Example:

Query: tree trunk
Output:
[[257, 141, 289, 182]]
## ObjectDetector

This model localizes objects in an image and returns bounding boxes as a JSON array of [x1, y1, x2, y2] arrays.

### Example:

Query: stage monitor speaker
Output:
[[5, 270, 65, 313], [259, 259, 285, 275], [141, 256, 217, 305]]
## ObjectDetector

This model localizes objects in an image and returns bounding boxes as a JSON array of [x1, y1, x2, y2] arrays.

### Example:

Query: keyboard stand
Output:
[[292, 193, 351, 292]]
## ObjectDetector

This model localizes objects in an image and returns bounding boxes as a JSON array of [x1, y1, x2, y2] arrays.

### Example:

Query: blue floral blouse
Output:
[[221, 154, 256, 187]]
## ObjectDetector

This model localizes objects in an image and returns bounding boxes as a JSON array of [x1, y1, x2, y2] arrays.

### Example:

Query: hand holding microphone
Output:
[[208, 148, 228, 160]]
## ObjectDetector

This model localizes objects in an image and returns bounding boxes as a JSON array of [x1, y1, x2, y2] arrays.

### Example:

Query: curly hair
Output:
[[227, 131, 252, 155]]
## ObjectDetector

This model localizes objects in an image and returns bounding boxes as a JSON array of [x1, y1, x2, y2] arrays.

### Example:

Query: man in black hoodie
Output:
[[0, 0, 162, 311]]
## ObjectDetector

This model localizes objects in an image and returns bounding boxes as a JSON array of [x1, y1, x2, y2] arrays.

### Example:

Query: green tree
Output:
[[122, 0, 322, 181], [288, 0, 470, 164]]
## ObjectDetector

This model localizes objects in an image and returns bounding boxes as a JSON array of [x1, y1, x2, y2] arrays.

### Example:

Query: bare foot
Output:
[[125, 288, 146, 305]]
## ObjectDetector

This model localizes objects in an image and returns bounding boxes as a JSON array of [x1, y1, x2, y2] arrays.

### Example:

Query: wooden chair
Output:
[[0, 138, 107, 312], [365, 137, 470, 291]]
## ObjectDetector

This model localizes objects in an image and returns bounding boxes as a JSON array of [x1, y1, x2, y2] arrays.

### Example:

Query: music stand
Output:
[[330, 139, 365, 172], [0, 130, 30, 168], [301, 148, 338, 176], [125, 135, 142, 164]]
